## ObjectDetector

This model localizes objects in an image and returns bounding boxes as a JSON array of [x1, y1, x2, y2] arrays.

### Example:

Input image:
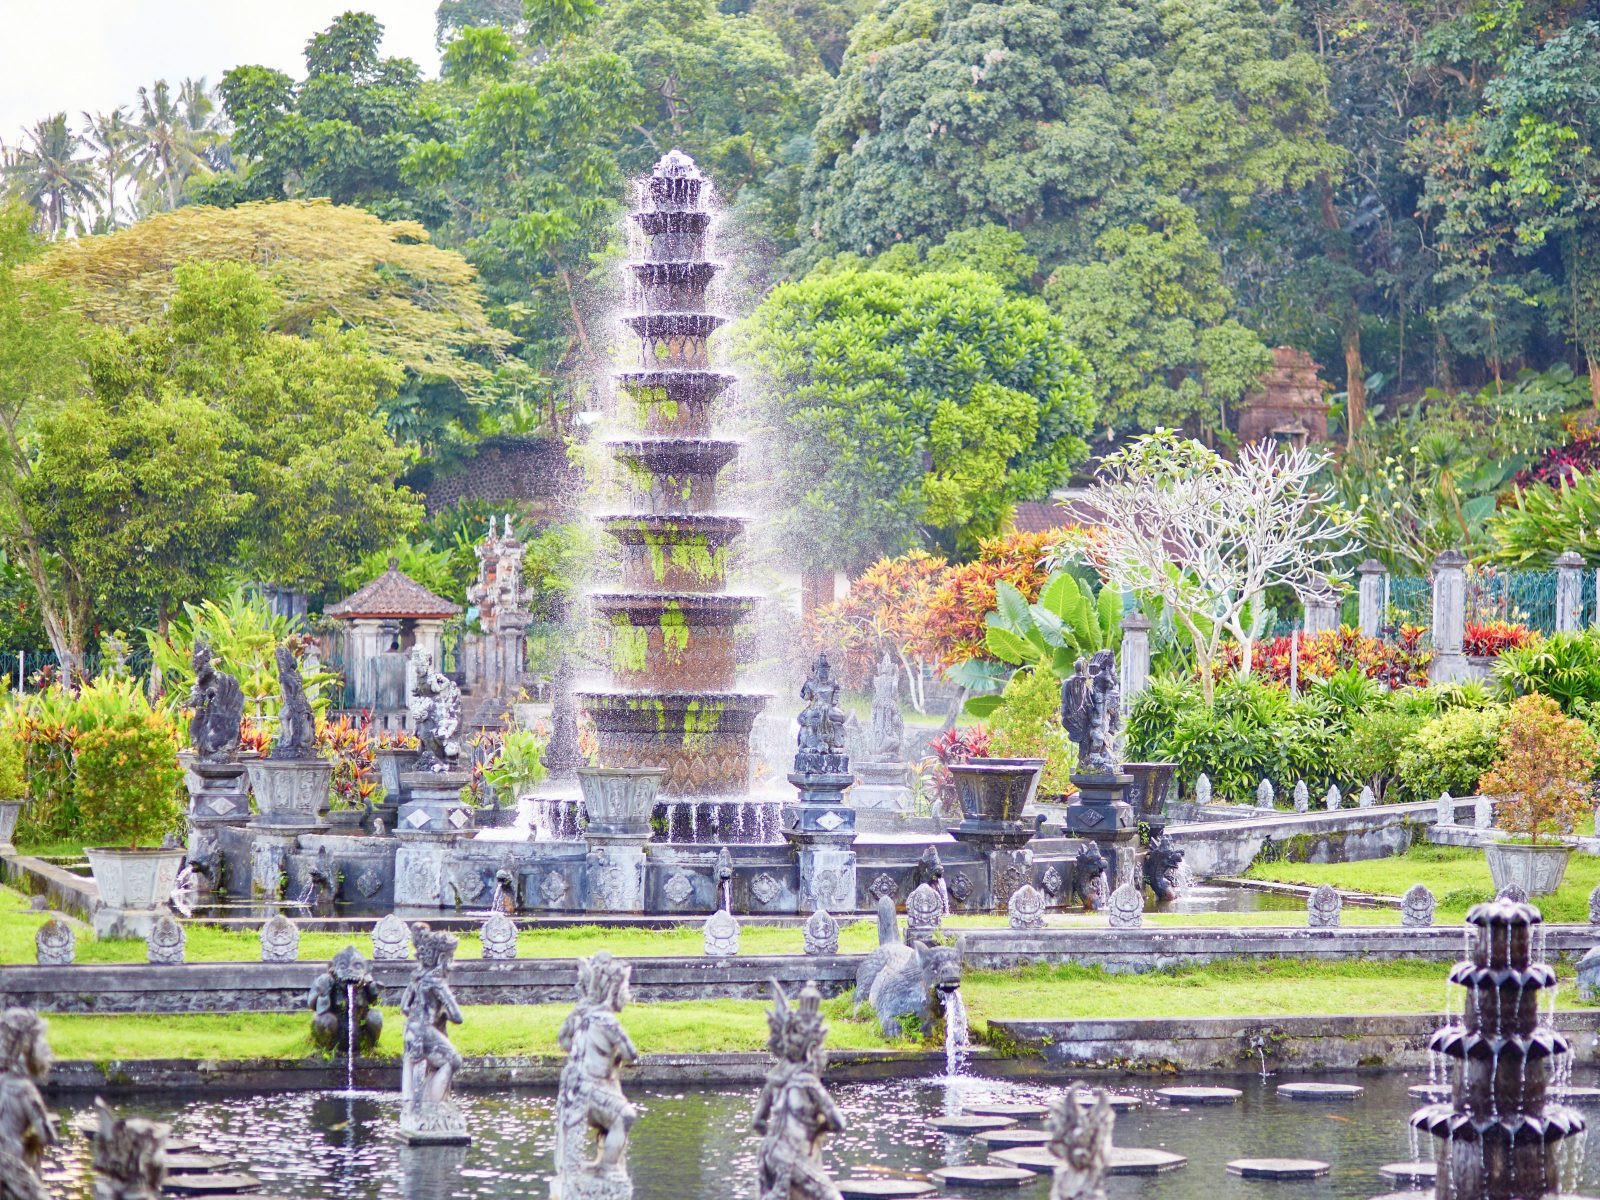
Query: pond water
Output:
[[42, 1068, 1600, 1199]]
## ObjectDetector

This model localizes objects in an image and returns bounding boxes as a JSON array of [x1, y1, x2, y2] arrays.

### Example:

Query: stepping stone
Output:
[[930, 1115, 1017, 1134], [166, 1154, 235, 1175], [1554, 1087, 1600, 1104], [1407, 1084, 1448, 1100], [838, 1182, 938, 1199], [929, 1165, 1035, 1189], [1072, 1092, 1141, 1111], [161, 1173, 262, 1195], [1278, 1082, 1364, 1101], [974, 1128, 1052, 1148], [990, 1148, 1060, 1175], [1228, 1159, 1330, 1180], [1109, 1148, 1188, 1175], [1156, 1086, 1241, 1106], [964, 1102, 1049, 1119], [1379, 1162, 1436, 1185]]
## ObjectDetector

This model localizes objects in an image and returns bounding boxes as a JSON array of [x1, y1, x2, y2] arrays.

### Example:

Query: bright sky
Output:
[[0, 1, 442, 145]]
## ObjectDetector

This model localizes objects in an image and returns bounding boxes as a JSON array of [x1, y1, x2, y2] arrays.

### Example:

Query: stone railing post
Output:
[[1302, 575, 1341, 635], [1555, 551, 1585, 634], [1357, 559, 1386, 638], [1120, 610, 1152, 709], [1429, 549, 1469, 684]]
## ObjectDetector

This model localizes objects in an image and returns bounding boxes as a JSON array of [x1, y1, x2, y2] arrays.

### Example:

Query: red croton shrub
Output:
[[1228, 626, 1433, 690], [1463, 620, 1540, 658]]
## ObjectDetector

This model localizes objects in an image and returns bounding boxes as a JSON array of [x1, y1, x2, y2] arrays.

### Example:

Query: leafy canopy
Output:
[[740, 265, 1095, 570]]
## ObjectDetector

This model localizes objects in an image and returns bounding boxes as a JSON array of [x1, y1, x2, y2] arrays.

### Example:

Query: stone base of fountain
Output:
[[1066, 773, 1141, 892], [247, 757, 333, 832]]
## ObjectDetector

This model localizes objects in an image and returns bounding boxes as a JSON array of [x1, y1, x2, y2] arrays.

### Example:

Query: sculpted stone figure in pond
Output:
[[555, 951, 639, 1200], [308, 945, 383, 1056], [0, 1008, 56, 1200], [408, 646, 462, 771], [188, 643, 243, 763], [91, 1097, 167, 1200], [854, 897, 962, 1039], [1060, 649, 1121, 776], [271, 644, 318, 760], [399, 925, 468, 1144], [754, 981, 844, 1200], [1047, 1089, 1115, 1200], [794, 653, 848, 776]]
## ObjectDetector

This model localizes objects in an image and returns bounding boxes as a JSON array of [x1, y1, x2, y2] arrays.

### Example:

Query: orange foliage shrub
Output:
[[1479, 693, 1597, 843]]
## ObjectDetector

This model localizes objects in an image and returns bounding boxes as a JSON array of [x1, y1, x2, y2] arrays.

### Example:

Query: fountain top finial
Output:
[[1465, 896, 1543, 928], [652, 149, 702, 180]]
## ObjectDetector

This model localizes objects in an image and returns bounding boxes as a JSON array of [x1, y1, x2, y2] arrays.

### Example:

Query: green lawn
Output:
[[40, 955, 1596, 1064], [1245, 841, 1600, 923]]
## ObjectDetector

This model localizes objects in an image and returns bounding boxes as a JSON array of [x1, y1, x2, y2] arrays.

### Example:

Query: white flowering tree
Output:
[[1076, 431, 1358, 704]]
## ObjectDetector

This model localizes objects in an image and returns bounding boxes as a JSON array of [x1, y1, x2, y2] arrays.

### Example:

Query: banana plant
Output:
[[964, 573, 1122, 717]]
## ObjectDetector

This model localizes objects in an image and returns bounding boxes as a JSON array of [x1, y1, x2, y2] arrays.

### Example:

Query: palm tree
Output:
[[80, 106, 135, 228], [2, 114, 96, 238], [132, 79, 217, 210]]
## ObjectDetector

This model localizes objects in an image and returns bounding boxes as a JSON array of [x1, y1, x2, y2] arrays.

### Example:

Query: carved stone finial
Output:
[[1401, 884, 1436, 928], [1307, 883, 1342, 928], [803, 910, 839, 955], [187, 642, 244, 763]]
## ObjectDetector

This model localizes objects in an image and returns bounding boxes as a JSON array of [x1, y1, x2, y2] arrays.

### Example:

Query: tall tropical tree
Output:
[[2, 114, 95, 238], [132, 79, 217, 210], [80, 106, 136, 229]]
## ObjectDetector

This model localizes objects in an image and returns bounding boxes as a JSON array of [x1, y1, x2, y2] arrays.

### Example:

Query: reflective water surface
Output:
[[42, 1068, 1600, 1199]]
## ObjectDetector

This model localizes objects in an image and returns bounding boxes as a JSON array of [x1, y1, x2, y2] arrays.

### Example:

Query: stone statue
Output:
[[754, 981, 844, 1200], [794, 653, 848, 776], [1067, 842, 1108, 910], [0, 1008, 56, 1200], [913, 845, 945, 892], [1142, 834, 1186, 903], [408, 647, 462, 771], [1046, 1089, 1115, 1200], [556, 951, 639, 1200], [187, 643, 243, 763], [868, 652, 904, 762], [854, 898, 962, 1039], [1059, 650, 1121, 776], [399, 925, 468, 1143], [91, 1098, 167, 1200], [1401, 883, 1436, 928], [271, 644, 317, 760], [308, 945, 383, 1056], [1307, 883, 1342, 928]]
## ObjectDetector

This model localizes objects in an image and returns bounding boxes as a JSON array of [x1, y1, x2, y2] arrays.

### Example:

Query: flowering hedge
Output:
[[5, 679, 183, 848], [1224, 627, 1432, 690], [1463, 620, 1540, 658]]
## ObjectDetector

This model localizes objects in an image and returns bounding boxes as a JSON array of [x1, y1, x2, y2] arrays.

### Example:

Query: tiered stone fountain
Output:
[[1411, 897, 1586, 1199], [577, 150, 774, 844]]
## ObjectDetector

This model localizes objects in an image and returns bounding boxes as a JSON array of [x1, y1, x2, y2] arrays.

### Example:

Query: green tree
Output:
[[1479, 21, 1600, 408], [1044, 199, 1271, 436], [740, 265, 1095, 569], [2, 115, 96, 238], [0, 204, 92, 671], [132, 79, 220, 211], [79, 107, 137, 229], [30, 199, 510, 457]]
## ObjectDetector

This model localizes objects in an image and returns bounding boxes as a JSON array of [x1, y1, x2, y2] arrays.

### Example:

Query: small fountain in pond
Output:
[[1410, 897, 1585, 1199], [307, 946, 383, 1086], [577, 150, 770, 844]]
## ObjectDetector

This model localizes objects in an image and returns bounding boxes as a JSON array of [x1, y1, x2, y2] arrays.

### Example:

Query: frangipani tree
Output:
[[1073, 431, 1357, 705]]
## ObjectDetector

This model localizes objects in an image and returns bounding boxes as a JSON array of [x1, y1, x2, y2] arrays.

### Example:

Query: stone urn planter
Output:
[[577, 767, 663, 840], [324, 809, 367, 832], [947, 758, 1044, 846], [375, 747, 421, 799], [1484, 838, 1574, 897], [1121, 762, 1177, 830], [0, 799, 23, 850], [246, 756, 334, 830], [85, 846, 185, 910]]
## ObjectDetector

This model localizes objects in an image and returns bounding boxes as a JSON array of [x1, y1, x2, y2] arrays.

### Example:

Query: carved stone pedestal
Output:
[[185, 761, 251, 823], [850, 761, 912, 811], [396, 771, 474, 835], [247, 757, 332, 833], [584, 840, 648, 913], [796, 846, 857, 914], [1066, 773, 1141, 893], [786, 769, 857, 913], [393, 832, 460, 907], [400, 1100, 470, 1146]]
